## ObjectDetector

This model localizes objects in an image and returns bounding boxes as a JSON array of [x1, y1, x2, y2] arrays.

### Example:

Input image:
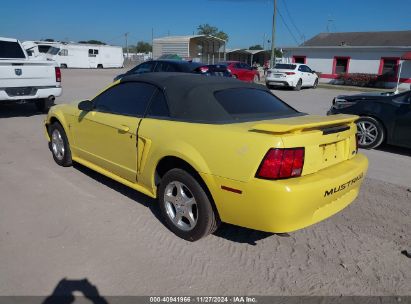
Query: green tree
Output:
[[249, 44, 263, 50], [197, 24, 229, 41], [43, 38, 55, 42], [135, 41, 152, 53]]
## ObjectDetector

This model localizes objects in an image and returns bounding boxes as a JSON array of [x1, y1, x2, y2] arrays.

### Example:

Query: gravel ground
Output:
[[0, 69, 410, 296]]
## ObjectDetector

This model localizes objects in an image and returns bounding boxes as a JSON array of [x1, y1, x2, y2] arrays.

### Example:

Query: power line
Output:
[[281, 0, 304, 41], [277, 9, 299, 45]]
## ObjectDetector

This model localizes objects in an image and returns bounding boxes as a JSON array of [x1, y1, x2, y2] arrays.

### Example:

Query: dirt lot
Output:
[[0, 69, 410, 296]]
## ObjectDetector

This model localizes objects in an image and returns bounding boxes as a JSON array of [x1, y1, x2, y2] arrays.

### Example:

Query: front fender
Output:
[[44, 105, 73, 144]]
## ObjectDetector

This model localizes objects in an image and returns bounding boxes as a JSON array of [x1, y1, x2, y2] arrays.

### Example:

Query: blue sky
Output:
[[2, 0, 410, 48]]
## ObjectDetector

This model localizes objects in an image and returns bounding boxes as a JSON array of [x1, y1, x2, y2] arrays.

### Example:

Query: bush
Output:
[[339, 73, 379, 87]]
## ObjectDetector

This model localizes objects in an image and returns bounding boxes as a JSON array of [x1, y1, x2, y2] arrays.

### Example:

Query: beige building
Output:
[[153, 35, 226, 63]]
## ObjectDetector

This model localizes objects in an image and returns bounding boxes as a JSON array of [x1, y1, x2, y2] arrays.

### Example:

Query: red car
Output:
[[219, 61, 260, 82]]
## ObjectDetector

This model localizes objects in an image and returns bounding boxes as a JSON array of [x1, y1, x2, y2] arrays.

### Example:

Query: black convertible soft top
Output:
[[120, 73, 298, 123]]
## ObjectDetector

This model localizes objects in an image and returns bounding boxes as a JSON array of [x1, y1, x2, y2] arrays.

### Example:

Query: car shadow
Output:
[[376, 144, 411, 157], [42, 278, 108, 304], [73, 163, 278, 244], [213, 223, 278, 245], [0, 103, 43, 118]]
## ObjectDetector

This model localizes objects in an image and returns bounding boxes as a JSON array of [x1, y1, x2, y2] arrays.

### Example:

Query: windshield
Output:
[[47, 47, 60, 55]]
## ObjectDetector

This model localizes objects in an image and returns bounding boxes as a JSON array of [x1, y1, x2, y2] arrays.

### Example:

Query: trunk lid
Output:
[[250, 114, 359, 175]]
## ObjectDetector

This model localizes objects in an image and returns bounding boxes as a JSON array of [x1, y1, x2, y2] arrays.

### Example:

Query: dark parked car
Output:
[[328, 90, 411, 149], [114, 60, 231, 81]]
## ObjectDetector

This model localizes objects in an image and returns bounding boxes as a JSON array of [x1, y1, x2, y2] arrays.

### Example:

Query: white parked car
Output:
[[0, 37, 62, 112], [266, 63, 319, 90]]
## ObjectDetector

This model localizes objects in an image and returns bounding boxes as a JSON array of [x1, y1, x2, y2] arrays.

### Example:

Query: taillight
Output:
[[256, 148, 305, 180], [55, 67, 61, 82], [285, 72, 295, 75], [199, 66, 209, 73]]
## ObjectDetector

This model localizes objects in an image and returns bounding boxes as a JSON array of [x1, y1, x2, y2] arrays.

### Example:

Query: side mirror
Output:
[[78, 100, 93, 111]]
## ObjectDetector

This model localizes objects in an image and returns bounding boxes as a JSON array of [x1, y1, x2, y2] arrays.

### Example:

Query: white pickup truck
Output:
[[0, 37, 62, 112]]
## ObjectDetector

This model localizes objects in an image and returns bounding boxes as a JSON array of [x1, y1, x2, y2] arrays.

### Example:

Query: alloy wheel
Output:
[[357, 121, 378, 146], [51, 129, 65, 161], [164, 181, 198, 231]]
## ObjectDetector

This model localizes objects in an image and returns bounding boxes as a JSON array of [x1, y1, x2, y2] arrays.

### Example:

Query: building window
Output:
[[292, 56, 306, 64], [379, 57, 399, 77], [333, 57, 350, 74]]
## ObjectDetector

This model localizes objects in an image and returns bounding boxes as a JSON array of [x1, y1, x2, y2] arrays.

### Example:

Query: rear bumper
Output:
[[266, 78, 295, 87], [202, 153, 368, 233], [0, 86, 62, 102]]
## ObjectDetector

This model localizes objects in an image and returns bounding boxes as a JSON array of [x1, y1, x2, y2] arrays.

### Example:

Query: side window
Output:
[[147, 90, 170, 118], [165, 63, 178, 72], [59, 49, 68, 56], [298, 65, 304, 72], [303, 65, 311, 73], [242, 63, 251, 70], [131, 62, 155, 74], [93, 82, 157, 116], [154, 62, 168, 72]]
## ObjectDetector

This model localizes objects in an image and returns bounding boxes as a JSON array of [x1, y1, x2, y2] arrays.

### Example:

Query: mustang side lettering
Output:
[[44, 73, 368, 241]]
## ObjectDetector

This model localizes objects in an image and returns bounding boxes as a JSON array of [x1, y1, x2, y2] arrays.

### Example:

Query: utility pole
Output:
[[270, 0, 277, 68], [263, 33, 266, 50], [124, 32, 129, 59]]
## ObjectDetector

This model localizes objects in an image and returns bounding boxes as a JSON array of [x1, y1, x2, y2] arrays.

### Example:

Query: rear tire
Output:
[[356, 116, 385, 149], [35, 98, 52, 113], [97, 64, 103, 69], [294, 79, 302, 91], [49, 122, 72, 167], [158, 168, 219, 241]]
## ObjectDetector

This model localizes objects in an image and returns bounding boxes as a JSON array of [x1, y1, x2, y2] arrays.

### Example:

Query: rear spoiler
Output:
[[250, 114, 358, 134]]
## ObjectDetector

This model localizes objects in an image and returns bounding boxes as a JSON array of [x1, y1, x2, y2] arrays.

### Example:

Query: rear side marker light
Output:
[[221, 185, 242, 194], [256, 148, 305, 180]]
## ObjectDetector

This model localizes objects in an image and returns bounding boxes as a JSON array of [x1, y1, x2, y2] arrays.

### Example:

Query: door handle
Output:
[[118, 125, 130, 133]]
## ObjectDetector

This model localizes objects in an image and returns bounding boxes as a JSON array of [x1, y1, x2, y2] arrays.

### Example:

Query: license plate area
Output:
[[5, 87, 37, 97], [320, 140, 346, 166]]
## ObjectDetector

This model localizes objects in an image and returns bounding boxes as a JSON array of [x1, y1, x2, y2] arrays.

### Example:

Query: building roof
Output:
[[303, 31, 411, 47], [226, 49, 268, 55]]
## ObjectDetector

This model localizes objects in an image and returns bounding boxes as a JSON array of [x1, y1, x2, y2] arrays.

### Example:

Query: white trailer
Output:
[[23, 41, 124, 69], [22, 41, 58, 58]]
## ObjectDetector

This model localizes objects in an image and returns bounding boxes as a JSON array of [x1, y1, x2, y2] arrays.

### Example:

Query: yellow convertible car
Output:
[[45, 73, 368, 241]]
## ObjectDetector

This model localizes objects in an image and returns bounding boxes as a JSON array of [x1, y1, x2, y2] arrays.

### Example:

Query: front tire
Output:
[[356, 116, 385, 149], [49, 122, 72, 167], [158, 168, 219, 241], [312, 78, 318, 89]]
